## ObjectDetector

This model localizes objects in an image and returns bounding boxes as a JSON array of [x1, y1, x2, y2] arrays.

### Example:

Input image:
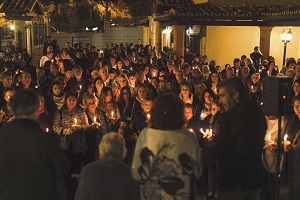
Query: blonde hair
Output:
[[99, 132, 126, 160], [82, 92, 98, 109]]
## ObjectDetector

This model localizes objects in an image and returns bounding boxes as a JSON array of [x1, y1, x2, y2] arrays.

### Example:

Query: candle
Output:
[[267, 71, 270, 76], [236, 69, 239, 75], [251, 85, 254, 92], [146, 114, 151, 121], [200, 128, 209, 138], [283, 134, 291, 146], [111, 111, 115, 119], [46, 128, 49, 133], [268, 134, 272, 141], [259, 69, 262, 73], [51, 59, 54, 63], [94, 116, 97, 123], [79, 85, 82, 90], [74, 118, 77, 125], [189, 129, 193, 133]]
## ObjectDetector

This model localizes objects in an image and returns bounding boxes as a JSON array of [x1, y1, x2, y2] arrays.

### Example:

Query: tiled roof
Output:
[[175, 3, 300, 18], [157, 0, 194, 7], [0, 0, 37, 14]]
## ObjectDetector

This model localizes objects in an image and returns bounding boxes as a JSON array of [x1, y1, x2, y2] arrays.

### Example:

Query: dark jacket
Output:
[[75, 160, 140, 200], [0, 118, 69, 200], [209, 100, 267, 191]]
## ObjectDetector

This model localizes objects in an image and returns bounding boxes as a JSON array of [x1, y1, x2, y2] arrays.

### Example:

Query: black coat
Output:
[[0, 118, 69, 200], [75, 160, 140, 200], [209, 100, 267, 191]]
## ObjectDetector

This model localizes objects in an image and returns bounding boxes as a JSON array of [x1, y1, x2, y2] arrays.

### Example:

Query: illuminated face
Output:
[[74, 69, 82, 79], [252, 76, 259, 84], [211, 103, 220, 116], [66, 96, 76, 109], [184, 107, 193, 122], [138, 87, 147, 99], [2, 75, 12, 88], [181, 85, 190, 96], [96, 79, 104, 90], [142, 100, 152, 113], [87, 98, 97, 111], [218, 87, 237, 112], [294, 82, 300, 95], [22, 73, 31, 86], [4, 90, 14, 102], [105, 90, 112, 102], [66, 71, 73, 79], [211, 73, 219, 83], [204, 92, 213, 105], [52, 84, 61, 96], [293, 100, 300, 116], [118, 77, 127, 88], [158, 81, 167, 91]]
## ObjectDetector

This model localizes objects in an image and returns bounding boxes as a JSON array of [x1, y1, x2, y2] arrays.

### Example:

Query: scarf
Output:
[[53, 94, 66, 110]]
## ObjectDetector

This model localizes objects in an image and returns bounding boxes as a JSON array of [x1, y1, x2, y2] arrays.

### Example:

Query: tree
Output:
[[123, 0, 150, 23]]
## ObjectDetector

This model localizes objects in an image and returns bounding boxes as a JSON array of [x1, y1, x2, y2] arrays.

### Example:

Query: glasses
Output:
[[88, 101, 96, 105]]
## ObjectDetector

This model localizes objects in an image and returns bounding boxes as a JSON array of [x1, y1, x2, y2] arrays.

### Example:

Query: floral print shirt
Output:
[[132, 128, 202, 200]]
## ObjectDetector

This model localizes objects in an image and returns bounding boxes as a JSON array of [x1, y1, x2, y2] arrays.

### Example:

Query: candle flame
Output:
[[94, 116, 97, 122], [147, 114, 151, 119], [74, 118, 77, 125], [268, 134, 271, 141], [284, 134, 288, 141], [46, 128, 49, 133], [189, 129, 193, 133], [79, 85, 82, 90]]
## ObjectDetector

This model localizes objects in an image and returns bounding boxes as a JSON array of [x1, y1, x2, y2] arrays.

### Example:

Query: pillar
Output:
[[259, 26, 273, 61], [173, 25, 185, 56], [154, 21, 161, 51], [200, 26, 207, 57]]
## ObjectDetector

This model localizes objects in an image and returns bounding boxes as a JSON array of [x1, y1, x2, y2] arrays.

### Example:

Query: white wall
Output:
[[52, 26, 143, 50]]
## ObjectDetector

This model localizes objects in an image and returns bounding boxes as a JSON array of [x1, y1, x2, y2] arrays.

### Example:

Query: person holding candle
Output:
[[97, 87, 120, 128], [131, 93, 202, 199], [197, 88, 216, 121], [210, 77, 267, 200], [179, 81, 201, 115], [118, 86, 134, 117], [132, 98, 152, 135], [66, 65, 84, 95], [113, 74, 129, 102], [52, 91, 89, 200], [201, 101, 223, 200], [280, 95, 300, 200], [131, 84, 149, 121], [93, 77, 104, 99], [206, 71, 222, 96], [76, 80, 94, 108], [82, 92, 109, 165]]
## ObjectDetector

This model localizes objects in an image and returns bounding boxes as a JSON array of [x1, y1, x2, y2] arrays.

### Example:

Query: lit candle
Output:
[[79, 85, 82, 90], [200, 128, 209, 138], [268, 134, 272, 141], [51, 59, 54, 63], [283, 134, 291, 146], [236, 69, 239, 75], [74, 118, 77, 125], [200, 112, 205, 120], [259, 69, 262, 73], [46, 128, 49, 133], [111, 111, 115, 119], [267, 71, 270, 76], [94, 116, 97, 123], [189, 129, 193, 133], [146, 113, 151, 121], [251, 85, 254, 92]]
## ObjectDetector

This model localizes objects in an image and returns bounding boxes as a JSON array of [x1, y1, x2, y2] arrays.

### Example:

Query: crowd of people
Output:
[[0, 35, 300, 200]]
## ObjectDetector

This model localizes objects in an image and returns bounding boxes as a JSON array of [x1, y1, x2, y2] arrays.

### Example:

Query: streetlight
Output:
[[280, 29, 293, 67]]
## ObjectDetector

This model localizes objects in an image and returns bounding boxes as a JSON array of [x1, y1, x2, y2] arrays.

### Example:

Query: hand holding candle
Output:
[[283, 134, 291, 152], [72, 117, 80, 130]]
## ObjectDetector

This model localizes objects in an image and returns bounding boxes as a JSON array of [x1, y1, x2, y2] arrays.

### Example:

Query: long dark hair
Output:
[[118, 86, 132, 107], [150, 93, 185, 130]]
